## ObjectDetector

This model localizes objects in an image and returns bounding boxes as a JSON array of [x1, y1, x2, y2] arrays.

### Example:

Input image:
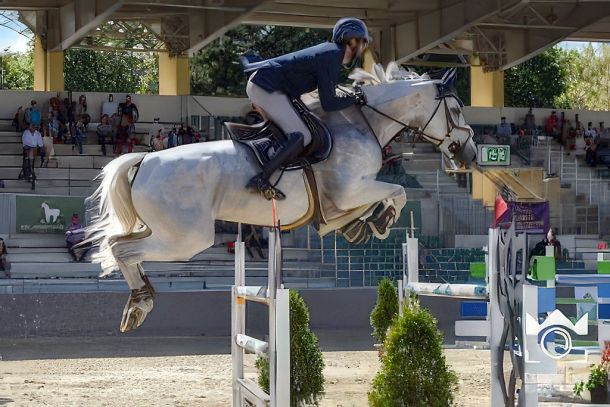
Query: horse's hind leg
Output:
[[112, 225, 216, 332]]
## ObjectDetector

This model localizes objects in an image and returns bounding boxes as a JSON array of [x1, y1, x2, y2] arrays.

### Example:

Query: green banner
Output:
[[16, 195, 85, 234]]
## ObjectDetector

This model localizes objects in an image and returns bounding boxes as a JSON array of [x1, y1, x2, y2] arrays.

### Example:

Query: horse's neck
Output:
[[365, 91, 427, 146]]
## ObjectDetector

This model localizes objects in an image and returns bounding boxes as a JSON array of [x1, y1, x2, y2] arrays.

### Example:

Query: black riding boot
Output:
[[246, 132, 304, 200]]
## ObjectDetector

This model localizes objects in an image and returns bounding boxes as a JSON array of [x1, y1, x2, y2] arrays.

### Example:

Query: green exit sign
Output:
[[477, 144, 511, 166]]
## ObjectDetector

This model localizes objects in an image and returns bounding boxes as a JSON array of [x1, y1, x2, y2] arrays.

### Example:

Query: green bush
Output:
[[370, 277, 399, 344], [369, 298, 458, 406], [256, 290, 325, 406]]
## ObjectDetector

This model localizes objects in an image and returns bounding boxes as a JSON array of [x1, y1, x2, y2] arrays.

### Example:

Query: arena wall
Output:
[[0, 289, 462, 343], [0, 89, 608, 129]]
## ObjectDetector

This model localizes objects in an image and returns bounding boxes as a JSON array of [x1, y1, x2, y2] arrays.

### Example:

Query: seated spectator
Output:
[[495, 116, 512, 138], [65, 214, 90, 262], [96, 114, 114, 156], [585, 122, 597, 139], [167, 126, 178, 148], [151, 130, 165, 151], [72, 120, 85, 155], [41, 127, 55, 167], [545, 111, 558, 138], [24, 100, 42, 128], [21, 123, 43, 181], [585, 136, 598, 167], [76, 94, 88, 121], [529, 228, 563, 260], [12, 106, 22, 133], [0, 238, 10, 278], [148, 118, 164, 146]]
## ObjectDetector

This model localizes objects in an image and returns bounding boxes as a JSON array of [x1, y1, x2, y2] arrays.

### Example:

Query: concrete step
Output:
[[0, 167, 100, 181], [0, 186, 93, 196], [2, 179, 94, 188]]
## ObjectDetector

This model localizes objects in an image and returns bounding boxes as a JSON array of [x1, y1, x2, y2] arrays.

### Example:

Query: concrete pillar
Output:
[[33, 36, 64, 92], [159, 53, 190, 96], [470, 65, 504, 107]]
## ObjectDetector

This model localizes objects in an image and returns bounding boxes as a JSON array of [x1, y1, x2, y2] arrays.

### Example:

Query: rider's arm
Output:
[[316, 53, 355, 112]]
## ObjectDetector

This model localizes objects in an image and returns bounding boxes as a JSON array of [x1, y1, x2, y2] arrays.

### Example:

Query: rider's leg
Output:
[[245, 78, 311, 199], [246, 78, 311, 144]]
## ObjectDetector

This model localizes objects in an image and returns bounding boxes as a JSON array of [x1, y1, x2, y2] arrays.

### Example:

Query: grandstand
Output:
[[1, 106, 609, 296]]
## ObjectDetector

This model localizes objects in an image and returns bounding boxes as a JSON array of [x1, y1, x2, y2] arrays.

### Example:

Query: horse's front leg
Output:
[[334, 179, 406, 241]]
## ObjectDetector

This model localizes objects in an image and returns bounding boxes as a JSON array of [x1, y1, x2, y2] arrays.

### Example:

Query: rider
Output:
[[243, 17, 369, 200]]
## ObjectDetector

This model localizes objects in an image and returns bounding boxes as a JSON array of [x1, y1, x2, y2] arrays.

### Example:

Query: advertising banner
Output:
[[16, 195, 86, 234], [496, 200, 550, 233]]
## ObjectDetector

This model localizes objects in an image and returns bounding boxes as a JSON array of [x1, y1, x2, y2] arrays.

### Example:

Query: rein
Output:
[[361, 92, 471, 153]]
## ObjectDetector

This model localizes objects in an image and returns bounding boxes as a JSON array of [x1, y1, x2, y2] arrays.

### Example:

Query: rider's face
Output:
[[345, 38, 367, 63]]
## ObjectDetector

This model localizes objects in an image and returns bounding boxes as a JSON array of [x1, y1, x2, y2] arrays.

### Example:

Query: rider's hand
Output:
[[354, 89, 367, 106]]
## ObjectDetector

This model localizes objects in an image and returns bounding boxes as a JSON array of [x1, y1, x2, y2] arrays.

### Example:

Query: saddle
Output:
[[224, 99, 332, 171]]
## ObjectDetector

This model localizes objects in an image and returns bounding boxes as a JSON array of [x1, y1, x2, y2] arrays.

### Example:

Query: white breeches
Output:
[[246, 77, 312, 146]]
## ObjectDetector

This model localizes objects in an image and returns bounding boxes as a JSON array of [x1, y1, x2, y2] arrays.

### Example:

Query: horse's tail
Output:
[[85, 152, 147, 276]]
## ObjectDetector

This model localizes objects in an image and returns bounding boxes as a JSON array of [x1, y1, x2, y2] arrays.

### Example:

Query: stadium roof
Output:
[[3, 0, 610, 70]]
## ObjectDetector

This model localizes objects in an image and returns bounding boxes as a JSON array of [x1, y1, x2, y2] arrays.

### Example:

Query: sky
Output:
[[0, 24, 31, 54]]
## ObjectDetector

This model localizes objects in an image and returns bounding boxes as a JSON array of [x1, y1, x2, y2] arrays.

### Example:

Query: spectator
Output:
[[177, 123, 187, 145], [21, 123, 43, 181], [167, 126, 178, 148], [24, 100, 42, 128], [545, 111, 558, 138], [0, 238, 10, 278], [585, 136, 597, 167], [585, 122, 597, 139], [102, 94, 118, 117], [76, 95, 91, 128], [151, 129, 165, 151], [118, 94, 139, 144], [41, 126, 55, 167], [530, 228, 563, 260], [12, 106, 22, 132], [495, 116, 512, 138], [148, 118, 164, 147], [72, 120, 85, 155], [524, 107, 535, 133], [96, 114, 114, 156], [65, 214, 89, 262]]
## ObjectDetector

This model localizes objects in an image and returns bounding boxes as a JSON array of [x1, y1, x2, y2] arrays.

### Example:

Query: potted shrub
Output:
[[368, 297, 458, 406], [256, 290, 325, 406], [370, 277, 399, 355], [574, 362, 608, 403]]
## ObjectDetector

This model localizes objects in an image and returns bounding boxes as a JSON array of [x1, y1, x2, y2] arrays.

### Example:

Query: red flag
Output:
[[494, 194, 508, 227]]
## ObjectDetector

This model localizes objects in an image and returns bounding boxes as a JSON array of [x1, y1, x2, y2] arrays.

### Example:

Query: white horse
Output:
[[86, 63, 476, 332]]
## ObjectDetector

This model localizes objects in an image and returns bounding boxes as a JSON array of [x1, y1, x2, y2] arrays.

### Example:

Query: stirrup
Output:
[[246, 175, 286, 201]]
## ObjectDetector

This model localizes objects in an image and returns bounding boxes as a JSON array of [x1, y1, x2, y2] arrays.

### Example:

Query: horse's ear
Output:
[[441, 68, 457, 89]]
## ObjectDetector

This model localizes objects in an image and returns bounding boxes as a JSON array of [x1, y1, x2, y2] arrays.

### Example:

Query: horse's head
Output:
[[352, 64, 476, 170]]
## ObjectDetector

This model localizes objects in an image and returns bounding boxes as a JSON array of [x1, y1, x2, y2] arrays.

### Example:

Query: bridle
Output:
[[359, 87, 472, 154]]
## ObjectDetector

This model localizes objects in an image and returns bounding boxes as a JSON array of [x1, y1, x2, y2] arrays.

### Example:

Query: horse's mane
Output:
[[348, 62, 430, 85]]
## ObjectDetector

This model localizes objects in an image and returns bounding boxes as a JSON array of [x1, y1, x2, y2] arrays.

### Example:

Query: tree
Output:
[[556, 43, 610, 111], [255, 290, 325, 406], [64, 48, 158, 94], [369, 297, 458, 406], [1, 50, 33, 90], [504, 46, 572, 108], [190, 25, 331, 96]]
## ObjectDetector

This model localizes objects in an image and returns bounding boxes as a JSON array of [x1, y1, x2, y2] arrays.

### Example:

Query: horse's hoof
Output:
[[368, 205, 396, 240], [120, 292, 153, 333]]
